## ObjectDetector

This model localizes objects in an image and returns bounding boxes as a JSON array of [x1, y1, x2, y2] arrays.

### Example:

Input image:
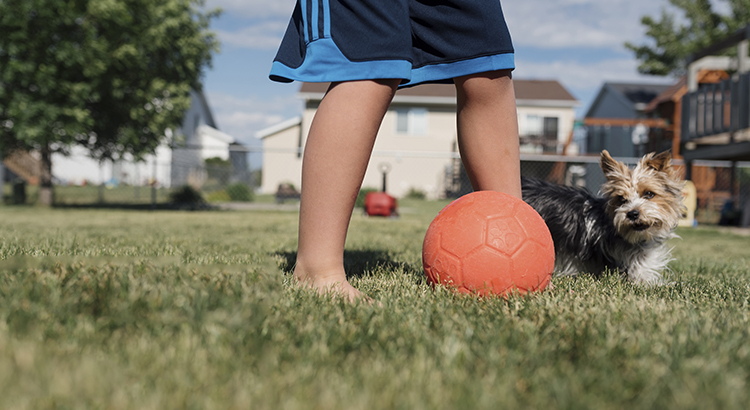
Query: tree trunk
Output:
[[38, 144, 54, 206]]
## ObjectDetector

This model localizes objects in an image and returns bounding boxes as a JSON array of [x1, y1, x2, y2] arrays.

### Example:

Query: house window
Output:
[[396, 110, 409, 133], [522, 115, 559, 153], [543, 117, 559, 140], [526, 115, 543, 136], [396, 108, 428, 135], [524, 115, 559, 138]]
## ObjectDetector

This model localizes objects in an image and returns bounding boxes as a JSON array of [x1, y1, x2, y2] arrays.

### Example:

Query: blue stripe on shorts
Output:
[[270, 0, 412, 83], [270, 38, 413, 83], [408, 54, 515, 86]]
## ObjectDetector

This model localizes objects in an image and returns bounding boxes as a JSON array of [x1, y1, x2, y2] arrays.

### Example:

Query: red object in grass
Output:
[[364, 192, 398, 217], [422, 191, 555, 297]]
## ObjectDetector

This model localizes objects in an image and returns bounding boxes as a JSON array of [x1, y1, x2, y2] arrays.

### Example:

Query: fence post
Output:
[[151, 158, 157, 210], [0, 151, 3, 205], [731, 161, 738, 208], [134, 166, 140, 200]]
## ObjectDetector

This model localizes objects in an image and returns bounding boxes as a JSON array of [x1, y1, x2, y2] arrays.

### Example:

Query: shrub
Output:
[[205, 190, 231, 202], [205, 157, 232, 185], [169, 185, 205, 204], [355, 187, 379, 208], [405, 187, 427, 200], [226, 182, 254, 202]]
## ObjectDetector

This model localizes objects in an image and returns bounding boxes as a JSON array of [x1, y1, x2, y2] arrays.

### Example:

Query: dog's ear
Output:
[[600, 150, 628, 179], [644, 150, 672, 172]]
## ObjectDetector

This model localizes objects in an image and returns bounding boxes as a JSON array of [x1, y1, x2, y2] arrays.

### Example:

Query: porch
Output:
[[679, 25, 750, 226]]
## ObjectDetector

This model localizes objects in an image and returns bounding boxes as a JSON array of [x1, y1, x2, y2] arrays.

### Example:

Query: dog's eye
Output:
[[617, 195, 627, 204], [643, 191, 655, 199]]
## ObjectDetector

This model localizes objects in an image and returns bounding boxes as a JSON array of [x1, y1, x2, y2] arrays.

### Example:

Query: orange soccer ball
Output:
[[422, 191, 555, 297]]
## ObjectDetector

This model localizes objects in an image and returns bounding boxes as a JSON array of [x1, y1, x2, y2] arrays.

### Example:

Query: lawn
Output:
[[0, 202, 748, 409]]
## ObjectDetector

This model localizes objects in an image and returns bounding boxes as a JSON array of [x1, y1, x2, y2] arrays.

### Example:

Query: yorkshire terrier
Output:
[[522, 150, 684, 285]]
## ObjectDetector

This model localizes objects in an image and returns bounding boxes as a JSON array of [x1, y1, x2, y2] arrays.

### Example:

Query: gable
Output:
[[180, 90, 218, 143], [586, 87, 637, 119], [586, 82, 672, 119]]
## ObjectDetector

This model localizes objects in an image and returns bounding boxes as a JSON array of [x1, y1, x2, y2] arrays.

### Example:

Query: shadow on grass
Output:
[[274, 250, 417, 279], [52, 202, 217, 211]]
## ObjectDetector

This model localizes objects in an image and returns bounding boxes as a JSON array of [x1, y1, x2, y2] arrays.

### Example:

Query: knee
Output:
[[455, 69, 515, 104]]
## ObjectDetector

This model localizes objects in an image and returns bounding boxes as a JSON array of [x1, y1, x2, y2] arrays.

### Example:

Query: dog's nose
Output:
[[627, 210, 640, 221]]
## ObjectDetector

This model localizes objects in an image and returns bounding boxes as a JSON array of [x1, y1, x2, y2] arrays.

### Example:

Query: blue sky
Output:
[[200, 0, 706, 148]]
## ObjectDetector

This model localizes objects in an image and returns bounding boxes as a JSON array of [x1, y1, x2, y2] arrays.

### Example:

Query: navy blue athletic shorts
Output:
[[269, 0, 514, 87]]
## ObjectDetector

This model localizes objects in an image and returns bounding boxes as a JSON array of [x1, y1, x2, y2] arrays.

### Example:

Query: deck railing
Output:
[[681, 72, 750, 142]]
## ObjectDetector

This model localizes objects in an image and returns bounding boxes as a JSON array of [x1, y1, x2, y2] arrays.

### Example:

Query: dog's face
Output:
[[599, 150, 684, 243]]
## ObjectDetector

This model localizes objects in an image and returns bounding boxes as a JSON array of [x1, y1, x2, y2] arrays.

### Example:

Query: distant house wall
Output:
[[171, 90, 225, 187], [260, 103, 456, 199], [516, 104, 578, 154], [51, 144, 172, 186], [260, 81, 579, 199], [586, 126, 634, 157], [584, 83, 673, 157], [365, 103, 456, 197], [260, 122, 304, 194], [586, 88, 637, 119]]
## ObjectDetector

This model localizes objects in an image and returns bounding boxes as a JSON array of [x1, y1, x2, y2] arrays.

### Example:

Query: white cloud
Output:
[[516, 57, 671, 91], [503, 0, 664, 49], [205, 0, 295, 19], [216, 21, 288, 49], [207, 92, 301, 144]]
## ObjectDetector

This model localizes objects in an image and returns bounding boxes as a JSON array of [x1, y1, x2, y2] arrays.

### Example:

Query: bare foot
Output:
[[293, 269, 369, 303]]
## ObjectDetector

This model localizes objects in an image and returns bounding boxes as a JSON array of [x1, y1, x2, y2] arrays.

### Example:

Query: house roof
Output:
[[256, 116, 302, 139], [198, 124, 234, 144], [605, 82, 673, 106], [644, 78, 687, 112], [514, 80, 578, 102], [644, 70, 730, 112], [298, 79, 578, 107], [585, 81, 673, 118], [194, 89, 218, 129]]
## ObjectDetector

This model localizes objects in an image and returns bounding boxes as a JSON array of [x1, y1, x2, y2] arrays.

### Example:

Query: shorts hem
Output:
[[404, 53, 515, 87], [270, 38, 412, 83]]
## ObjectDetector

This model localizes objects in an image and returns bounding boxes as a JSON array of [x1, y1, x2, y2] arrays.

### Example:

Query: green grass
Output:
[[0, 203, 748, 409]]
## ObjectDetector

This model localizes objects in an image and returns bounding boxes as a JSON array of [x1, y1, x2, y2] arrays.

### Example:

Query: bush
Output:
[[226, 182, 254, 202], [205, 157, 232, 185], [169, 185, 205, 204], [355, 187, 379, 208], [404, 187, 427, 200], [205, 190, 231, 202]]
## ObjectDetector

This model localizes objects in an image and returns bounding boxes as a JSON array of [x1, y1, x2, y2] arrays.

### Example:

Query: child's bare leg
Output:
[[454, 70, 522, 198], [294, 79, 400, 301]]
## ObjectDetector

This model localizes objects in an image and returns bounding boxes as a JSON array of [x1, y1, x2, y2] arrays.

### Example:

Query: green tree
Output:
[[0, 0, 220, 205], [625, 0, 750, 77]]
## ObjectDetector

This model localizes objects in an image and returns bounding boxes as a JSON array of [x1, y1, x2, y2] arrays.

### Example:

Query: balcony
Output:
[[680, 25, 750, 162], [681, 72, 750, 157]]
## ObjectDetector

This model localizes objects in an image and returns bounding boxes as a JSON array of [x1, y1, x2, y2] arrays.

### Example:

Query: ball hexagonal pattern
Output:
[[422, 191, 554, 297]]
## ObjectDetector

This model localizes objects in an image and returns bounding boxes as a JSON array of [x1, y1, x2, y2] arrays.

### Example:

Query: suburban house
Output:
[[583, 82, 673, 157], [258, 80, 579, 199], [3, 89, 243, 190]]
